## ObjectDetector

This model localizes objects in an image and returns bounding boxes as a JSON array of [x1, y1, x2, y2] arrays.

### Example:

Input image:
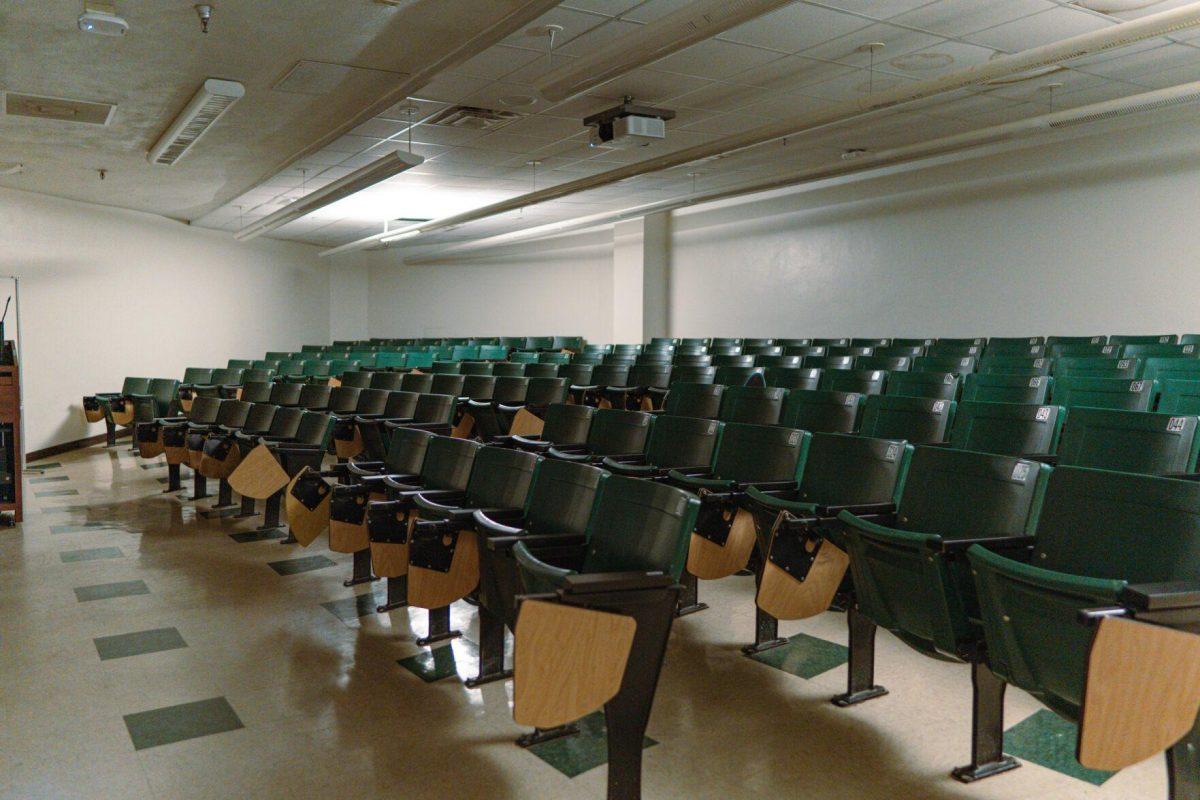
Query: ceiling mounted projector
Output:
[[585, 100, 675, 149], [78, 3, 129, 36]]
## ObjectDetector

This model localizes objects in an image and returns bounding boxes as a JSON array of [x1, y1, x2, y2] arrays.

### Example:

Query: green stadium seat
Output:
[[1110, 334, 1178, 345], [497, 402, 595, 452], [875, 345, 926, 358], [399, 372, 433, 394], [977, 356, 1053, 377], [297, 384, 332, 410], [780, 389, 864, 433], [83, 376, 152, 446], [743, 345, 783, 357], [891, 338, 936, 348], [606, 364, 673, 410], [508, 475, 698, 796], [431, 360, 462, 374], [713, 354, 756, 367], [238, 382, 273, 404], [949, 401, 1064, 457], [803, 355, 854, 371], [490, 362, 527, 378], [227, 359, 255, 369], [1142, 357, 1200, 385], [603, 415, 721, 478], [1157, 379, 1200, 414], [430, 374, 466, 397], [669, 365, 716, 385], [884, 370, 959, 401], [851, 338, 890, 348], [368, 372, 404, 391], [1052, 376, 1157, 411], [818, 368, 887, 395], [570, 364, 629, 405], [1054, 407, 1200, 475], [913, 355, 977, 374], [1120, 343, 1198, 358], [459, 361, 495, 376], [472, 377, 570, 441], [813, 338, 850, 347], [714, 365, 765, 386], [339, 371, 374, 389], [775, 338, 811, 348], [829, 346, 874, 358], [661, 383, 725, 419], [1048, 342, 1117, 358], [785, 345, 826, 358], [756, 355, 802, 369], [961, 373, 1052, 404], [1054, 356, 1142, 380], [718, 386, 786, 424], [841, 446, 1049, 780], [765, 367, 821, 391], [969, 467, 1200, 784], [855, 355, 911, 372], [984, 336, 1045, 354], [857, 394, 955, 444], [546, 409, 652, 463]]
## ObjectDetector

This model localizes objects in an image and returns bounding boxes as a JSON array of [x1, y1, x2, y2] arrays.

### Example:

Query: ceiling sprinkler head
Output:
[[195, 4, 212, 33]]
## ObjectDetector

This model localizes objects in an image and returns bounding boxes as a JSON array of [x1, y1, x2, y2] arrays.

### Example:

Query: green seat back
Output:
[[479, 345, 509, 361], [373, 352, 407, 369], [756, 355, 802, 369], [148, 379, 179, 415], [189, 396, 223, 424], [278, 360, 306, 375], [856, 356, 911, 372], [885, 371, 959, 401], [961, 373, 1052, 404], [935, 337, 986, 347], [526, 377, 569, 406], [590, 364, 630, 387], [718, 386, 786, 425], [812, 338, 850, 347], [627, 363, 672, 389], [819, 368, 887, 395], [182, 367, 214, 385], [464, 446, 538, 509], [353, 389, 389, 416], [949, 401, 1064, 456], [804, 355, 854, 371], [461, 375, 496, 401], [875, 345, 926, 358], [297, 384, 332, 410], [977, 356, 1053, 377], [541, 403, 595, 445], [327, 387, 361, 414], [404, 352, 434, 369], [451, 346, 481, 361], [714, 366, 764, 386], [710, 423, 810, 483], [340, 371, 373, 389], [765, 367, 821, 390], [828, 346, 874, 358], [1057, 407, 1200, 474], [265, 351, 293, 361], [491, 362, 527, 378], [383, 426, 433, 475], [538, 352, 571, 366], [491, 376, 529, 405], [846, 447, 1048, 658], [1048, 342, 1118, 358], [1158, 379, 1200, 414], [559, 363, 594, 386], [1141, 356, 1200, 385], [643, 415, 721, 469], [580, 476, 700, 580], [458, 361, 494, 376], [242, 403, 277, 433], [985, 336, 1045, 354], [227, 359, 254, 369], [239, 382, 273, 404], [662, 383, 724, 419], [1055, 356, 1142, 380], [369, 372, 404, 391], [780, 389, 863, 434], [208, 368, 244, 385], [891, 338, 936, 348], [430, 374, 465, 397], [1121, 343, 1197, 358], [795, 433, 911, 507], [214, 399, 251, 428], [242, 368, 275, 384], [970, 467, 1200, 719], [265, 406, 304, 438], [525, 460, 607, 537], [509, 351, 539, 364], [268, 382, 303, 406], [585, 409, 651, 455], [913, 355, 976, 374], [1052, 376, 1156, 411], [382, 391, 419, 419], [400, 373, 434, 394], [302, 361, 331, 377], [925, 344, 981, 359], [1110, 334, 1178, 345], [412, 393, 456, 425], [293, 412, 334, 447], [431, 361, 462, 374], [418, 436, 482, 491], [251, 360, 280, 371], [669, 365, 716, 385], [858, 395, 955, 444]]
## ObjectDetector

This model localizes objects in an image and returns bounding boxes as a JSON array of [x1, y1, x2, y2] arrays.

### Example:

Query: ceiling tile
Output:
[[732, 55, 857, 92], [799, 23, 948, 67], [719, 3, 874, 53], [448, 44, 545, 80], [967, 6, 1114, 52], [592, 67, 713, 103], [649, 39, 788, 80], [890, 0, 1056, 41]]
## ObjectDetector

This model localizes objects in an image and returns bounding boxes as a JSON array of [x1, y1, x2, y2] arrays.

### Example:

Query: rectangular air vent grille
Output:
[[2, 92, 115, 125], [426, 105, 522, 130]]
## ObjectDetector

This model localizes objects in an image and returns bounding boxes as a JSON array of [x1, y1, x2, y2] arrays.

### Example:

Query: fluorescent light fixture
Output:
[[380, 229, 421, 244], [535, 0, 795, 102], [235, 150, 424, 241]]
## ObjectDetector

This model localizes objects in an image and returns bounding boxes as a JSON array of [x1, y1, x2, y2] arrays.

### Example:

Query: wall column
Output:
[[610, 211, 671, 343]]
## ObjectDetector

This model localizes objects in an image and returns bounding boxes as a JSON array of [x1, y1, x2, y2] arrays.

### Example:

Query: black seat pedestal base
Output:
[[831, 607, 888, 707], [675, 572, 707, 617], [164, 463, 182, 493], [235, 494, 257, 518], [377, 575, 407, 612], [950, 661, 1019, 783], [416, 605, 461, 647], [1167, 719, 1200, 800], [516, 725, 579, 748], [465, 605, 511, 688], [743, 607, 788, 654], [344, 548, 378, 587]]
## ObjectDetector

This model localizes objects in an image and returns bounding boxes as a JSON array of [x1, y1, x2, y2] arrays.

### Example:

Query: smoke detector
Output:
[[78, 2, 129, 36]]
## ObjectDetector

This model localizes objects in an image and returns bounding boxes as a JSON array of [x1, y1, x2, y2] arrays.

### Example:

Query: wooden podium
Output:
[[0, 342, 22, 522]]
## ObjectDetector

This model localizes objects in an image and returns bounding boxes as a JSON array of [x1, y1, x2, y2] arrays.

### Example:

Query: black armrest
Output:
[[495, 402, 528, 414], [569, 383, 600, 393], [934, 534, 1036, 554], [412, 491, 469, 513], [546, 446, 593, 462], [1122, 581, 1200, 612], [561, 571, 673, 595], [273, 442, 323, 452], [509, 434, 551, 450], [346, 459, 384, 477], [382, 474, 423, 491], [815, 502, 896, 517], [362, 471, 416, 488], [486, 532, 586, 553]]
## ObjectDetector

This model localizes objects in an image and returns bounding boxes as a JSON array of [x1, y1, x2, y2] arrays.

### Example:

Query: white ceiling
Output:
[[5, 0, 1200, 250]]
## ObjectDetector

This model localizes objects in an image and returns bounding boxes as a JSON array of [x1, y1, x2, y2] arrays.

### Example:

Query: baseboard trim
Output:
[[28, 429, 131, 463]]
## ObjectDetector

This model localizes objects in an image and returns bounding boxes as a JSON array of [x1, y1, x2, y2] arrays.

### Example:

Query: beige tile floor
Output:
[[0, 443, 1171, 800]]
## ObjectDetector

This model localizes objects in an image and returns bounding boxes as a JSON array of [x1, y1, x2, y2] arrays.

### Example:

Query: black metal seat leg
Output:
[[104, 419, 117, 447], [675, 571, 707, 617], [416, 605, 462, 647], [213, 478, 234, 508], [257, 491, 282, 533], [743, 606, 788, 655], [343, 548, 378, 587], [1168, 719, 1200, 800], [516, 725, 579, 748], [164, 463, 182, 492], [832, 606, 889, 707], [465, 605, 512, 688], [235, 494, 257, 518], [376, 574, 407, 612], [951, 661, 1020, 782], [190, 471, 208, 502]]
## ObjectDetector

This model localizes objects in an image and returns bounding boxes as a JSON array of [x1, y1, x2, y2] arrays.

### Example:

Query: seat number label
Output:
[[1036, 407, 1051, 421], [1168, 417, 1188, 433], [1029, 377, 1042, 387], [932, 401, 946, 412], [1011, 463, 1030, 482], [1130, 381, 1145, 391], [885, 443, 900, 461]]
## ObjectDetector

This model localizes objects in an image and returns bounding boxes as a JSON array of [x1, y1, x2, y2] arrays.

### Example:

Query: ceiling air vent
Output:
[[2, 92, 115, 125], [148, 78, 245, 166], [426, 105, 522, 130]]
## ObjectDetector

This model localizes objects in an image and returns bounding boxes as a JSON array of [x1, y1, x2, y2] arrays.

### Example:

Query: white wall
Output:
[[669, 113, 1200, 339], [366, 230, 614, 342], [1, 187, 331, 453], [328, 252, 373, 343]]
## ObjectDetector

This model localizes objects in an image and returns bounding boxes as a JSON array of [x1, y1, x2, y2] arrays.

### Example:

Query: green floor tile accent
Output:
[[526, 711, 656, 778], [123, 697, 243, 751], [1004, 709, 1116, 786], [229, 528, 285, 543], [139, 463, 165, 470], [30, 461, 62, 469], [199, 507, 239, 519], [36, 489, 79, 497], [30, 475, 69, 484], [74, 580, 150, 602], [95, 627, 187, 660], [321, 588, 384, 623], [41, 505, 89, 513], [398, 639, 479, 683], [60, 546, 123, 563], [748, 632, 848, 679], [267, 555, 335, 576], [50, 522, 116, 534]]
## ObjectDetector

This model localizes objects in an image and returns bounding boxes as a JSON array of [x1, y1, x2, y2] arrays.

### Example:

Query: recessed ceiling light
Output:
[[889, 52, 954, 71], [1072, 0, 1162, 12], [499, 94, 537, 107]]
